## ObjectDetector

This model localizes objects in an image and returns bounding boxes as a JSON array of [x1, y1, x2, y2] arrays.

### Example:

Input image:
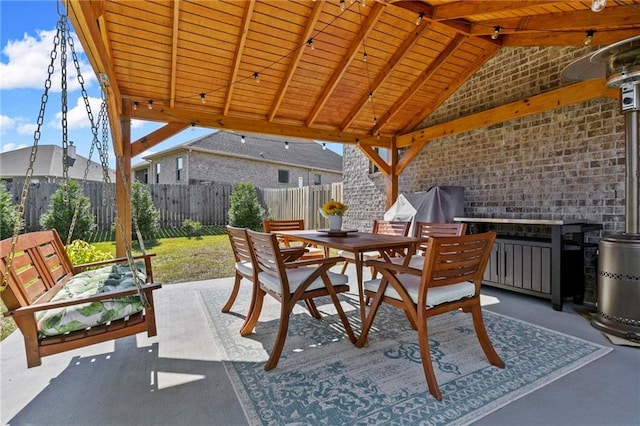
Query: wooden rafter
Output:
[[305, 1, 386, 127], [502, 29, 640, 47], [340, 17, 431, 131], [168, 0, 180, 109], [429, 1, 559, 20], [268, 0, 324, 122], [373, 34, 467, 134], [395, 79, 619, 174], [131, 122, 190, 157], [359, 144, 390, 176], [224, 0, 256, 115]]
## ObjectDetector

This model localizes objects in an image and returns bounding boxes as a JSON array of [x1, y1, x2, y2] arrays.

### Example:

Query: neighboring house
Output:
[[0, 143, 115, 183], [132, 130, 343, 188]]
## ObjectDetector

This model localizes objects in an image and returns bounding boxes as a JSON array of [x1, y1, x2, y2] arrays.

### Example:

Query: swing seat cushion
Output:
[[36, 263, 147, 337]]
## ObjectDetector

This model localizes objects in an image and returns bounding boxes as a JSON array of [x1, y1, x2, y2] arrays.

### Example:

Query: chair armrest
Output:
[[365, 259, 422, 276], [4, 283, 162, 318], [280, 247, 308, 262], [284, 256, 345, 269]]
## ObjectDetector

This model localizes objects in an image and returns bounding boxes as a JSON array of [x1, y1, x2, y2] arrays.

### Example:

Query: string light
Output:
[[491, 26, 501, 40], [416, 12, 424, 26], [253, 72, 260, 83], [307, 38, 315, 50], [133, 101, 138, 111], [322, 143, 327, 150], [363, 52, 368, 62], [284, 141, 289, 149], [200, 93, 206, 104], [340, 0, 345, 12], [368, 92, 373, 101], [241, 135, 246, 143], [147, 100, 153, 110], [591, 0, 606, 12], [373, 116, 377, 124], [584, 30, 595, 46]]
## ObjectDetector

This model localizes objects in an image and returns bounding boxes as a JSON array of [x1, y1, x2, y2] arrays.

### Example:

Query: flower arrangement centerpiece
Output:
[[321, 200, 348, 230]]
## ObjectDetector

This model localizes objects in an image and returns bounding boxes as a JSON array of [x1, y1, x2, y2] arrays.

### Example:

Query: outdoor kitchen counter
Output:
[[454, 217, 603, 311]]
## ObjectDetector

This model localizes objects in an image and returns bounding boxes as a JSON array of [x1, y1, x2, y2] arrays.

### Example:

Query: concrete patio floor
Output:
[[1, 269, 638, 426]]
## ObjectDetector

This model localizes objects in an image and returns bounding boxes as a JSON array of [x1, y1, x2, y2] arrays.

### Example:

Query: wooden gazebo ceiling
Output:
[[69, 0, 640, 152]]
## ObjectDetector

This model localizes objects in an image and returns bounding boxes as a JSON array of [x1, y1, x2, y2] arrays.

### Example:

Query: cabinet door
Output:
[[502, 240, 551, 295], [483, 241, 501, 284]]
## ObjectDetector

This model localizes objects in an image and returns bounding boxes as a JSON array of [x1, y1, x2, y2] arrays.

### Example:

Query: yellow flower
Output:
[[322, 200, 348, 216]]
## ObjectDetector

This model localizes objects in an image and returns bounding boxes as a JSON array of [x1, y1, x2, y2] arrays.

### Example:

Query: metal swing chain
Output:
[[1, 18, 63, 291]]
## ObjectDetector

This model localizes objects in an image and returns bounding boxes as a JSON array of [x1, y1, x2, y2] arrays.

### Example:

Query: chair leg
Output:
[[470, 302, 505, 368], [339, 261, 348, 274], [264, 301, 293, 371], [240, 288, 265, 336], [416, 320, 443, 401], [221, 273, 242, 313], [304, 299, 321, 319]]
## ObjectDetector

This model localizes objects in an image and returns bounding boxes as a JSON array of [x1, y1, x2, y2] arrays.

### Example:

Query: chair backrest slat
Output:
[[372, 220, 410, 236], [413, 222, 467, 252], [226, 226, 252, 264], [246, 229, 283, 280]]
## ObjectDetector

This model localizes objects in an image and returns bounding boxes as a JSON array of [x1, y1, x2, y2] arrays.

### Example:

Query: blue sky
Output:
[[0, 1, 342, 169]]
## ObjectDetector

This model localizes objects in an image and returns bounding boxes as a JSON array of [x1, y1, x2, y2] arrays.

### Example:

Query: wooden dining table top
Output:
[[274, 230, 427, 253]]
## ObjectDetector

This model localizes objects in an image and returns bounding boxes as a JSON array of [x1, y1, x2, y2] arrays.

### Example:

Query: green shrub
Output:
[[66, 239, 113, 266], [0, 182, 21, 239], [131, 181, 160, 241], [228, 182, 265, 231], [182, 219, 203, 238], [40, 180, 95, 242]]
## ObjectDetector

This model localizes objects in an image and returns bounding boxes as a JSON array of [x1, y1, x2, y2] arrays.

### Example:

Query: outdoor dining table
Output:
[[274, 229, 428, 330]]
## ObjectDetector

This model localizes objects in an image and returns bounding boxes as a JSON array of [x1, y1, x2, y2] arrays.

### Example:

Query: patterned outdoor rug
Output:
[[200, 287, 611, 426]]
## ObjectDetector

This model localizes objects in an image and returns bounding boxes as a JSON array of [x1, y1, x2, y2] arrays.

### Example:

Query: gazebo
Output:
[[65, 0, 637, 254]]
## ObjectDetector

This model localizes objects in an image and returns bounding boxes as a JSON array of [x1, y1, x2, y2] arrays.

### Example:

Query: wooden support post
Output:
[[386, 137, 398, 209], [115, 100, 133, 257]]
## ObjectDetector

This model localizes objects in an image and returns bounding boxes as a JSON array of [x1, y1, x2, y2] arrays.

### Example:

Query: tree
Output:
[[131, 180, 160, 241], [0, 182, 21, 239], [228, 182, 265, 231], [40, 180, 95, 241]]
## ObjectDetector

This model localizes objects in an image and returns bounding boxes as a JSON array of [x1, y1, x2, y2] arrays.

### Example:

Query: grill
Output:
[[563, 36, 640, 341]]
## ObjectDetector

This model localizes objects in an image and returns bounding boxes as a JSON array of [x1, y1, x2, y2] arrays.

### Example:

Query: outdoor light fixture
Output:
[[200, 93, 206, 104], [368, 92, 373, 101], [584, 30, 595, 46], [133, 101, 138, 111], [591, 0, 606, 12], [253, 72, 260, 83], [285, 141, 290, 149], [307, 38, 314, 50], [416, 12, 424, 26], [340, 0, 345, 12], [322, 143, 327, 150], [241, 135, 246, 143], [363, 52, 368, 62], [147, 100, 153, 110], [491, 26, 501, 40]]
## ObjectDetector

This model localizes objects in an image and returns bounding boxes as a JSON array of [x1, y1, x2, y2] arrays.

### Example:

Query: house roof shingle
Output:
[[142, 130, 343, 173]]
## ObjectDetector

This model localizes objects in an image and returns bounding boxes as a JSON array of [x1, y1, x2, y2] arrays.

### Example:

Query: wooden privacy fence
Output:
[[260, 182, 343, 229], [5, 181, 342, 233]]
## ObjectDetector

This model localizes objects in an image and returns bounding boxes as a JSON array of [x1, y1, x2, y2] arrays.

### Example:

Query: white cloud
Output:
[[0, 141, 29, 153], [17, 122, 37, 136], [0, 114, 16, 134], [0, 29, 95, 91], [53, 96, 104, 130]]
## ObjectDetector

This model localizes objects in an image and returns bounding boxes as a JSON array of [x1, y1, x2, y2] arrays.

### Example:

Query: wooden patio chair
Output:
[[263, 219, 326, 259], [223, 225, 307, 314], [390, 222, 468, 269], [357, 232, 504, 400], [240, 229, 356, 371], [338, 219, 410, 275]]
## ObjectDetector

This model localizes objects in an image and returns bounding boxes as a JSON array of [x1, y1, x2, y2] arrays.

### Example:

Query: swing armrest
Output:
[[3, 282, 162, 318], [73, 253, 157, 281]]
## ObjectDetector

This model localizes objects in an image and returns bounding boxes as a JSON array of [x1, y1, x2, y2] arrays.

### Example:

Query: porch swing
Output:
[[0, 3, 161, 368]]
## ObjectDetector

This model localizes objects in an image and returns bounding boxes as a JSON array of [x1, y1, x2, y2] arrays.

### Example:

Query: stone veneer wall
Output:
[[342, 46, 626, 303]]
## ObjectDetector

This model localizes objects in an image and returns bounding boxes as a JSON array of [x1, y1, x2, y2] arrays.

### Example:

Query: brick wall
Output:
[[343, 46, 627, 303]]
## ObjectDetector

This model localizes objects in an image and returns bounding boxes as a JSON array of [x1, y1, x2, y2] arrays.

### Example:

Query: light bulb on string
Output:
[[591, 0, 606, 12], [322, 143, 327, 150], [584, 30, 595, 46], [363, 52, 368, 62], [416, 12, 424, 26], [133, 101, 138, 111], [253, 72, 260, 83], [491, 26, 501, 40], [368, 92, 373, 102], [147, 100, 153, 110], [241, 135, 246, 144], [340, 0, 345, 12], [307, 38, 315, 50], [200, 93, 206, 104], [284, 141, 289, 150], [373, 116, 377, 125]]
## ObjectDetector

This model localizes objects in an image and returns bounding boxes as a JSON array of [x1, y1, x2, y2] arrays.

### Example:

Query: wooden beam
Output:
[[115, 99, 133, 257], [359, 144, 390, 176], [373, 34, 467, 134], [502, 29, 640, 47], [67, 0, 123, 155], [224, 0, 255, 115], [168, 0, 180, 108], [340, 18, 431, 130], [131, 105, 393, 147], [305, 1, 386, 126], [131, 122, 190, 157], [386, 138, 398, 209], [430, 1, 558, 20], [401, 41, 500, 133], [396, 79, 619, 174], [268, 0, 324, 122]]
